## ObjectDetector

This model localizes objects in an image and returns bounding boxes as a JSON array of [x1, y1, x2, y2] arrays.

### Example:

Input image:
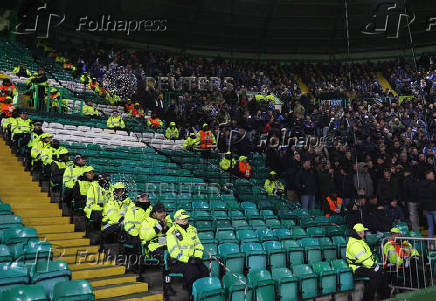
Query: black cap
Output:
[[151, 202, 166, 213], [33, 121, 43, 126], [98, 173, 110, 180]]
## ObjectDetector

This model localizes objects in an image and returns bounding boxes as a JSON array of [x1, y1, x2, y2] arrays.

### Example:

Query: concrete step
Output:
[[14, 208, 62, 217], [100, 292, 164, 301], [39, 232, 85, 241], [69, 262, 115, 271], [33, 224, 75, 234], [72, 265, 125, 280], [52, 245, 99, 257], [10, 202, 60, 210], [54, 252, 105, 264], [22, 216, 71, 225], [93, 282, 149, 299], [90, 275, 137, 287], [50, 238, 90, 247]]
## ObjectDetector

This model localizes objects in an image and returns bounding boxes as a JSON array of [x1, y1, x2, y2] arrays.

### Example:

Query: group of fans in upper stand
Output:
[[0, 105, 210, 300]]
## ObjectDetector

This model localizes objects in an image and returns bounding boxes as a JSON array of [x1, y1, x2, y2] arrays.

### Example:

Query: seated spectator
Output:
[[13, 64, 31, 78], [236, 155, 252, 179], [386, 199, 405, 223], [107, 111, 126, 131], [82, 100, 99, 117], [363, 195, 393, 232], [219, 152, 236, 171], [147, 112, 163, 128], [264, 171, 285, 196], [165, 122, 179, 140]]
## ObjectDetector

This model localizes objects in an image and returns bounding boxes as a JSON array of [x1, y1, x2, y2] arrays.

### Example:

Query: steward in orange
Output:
[[147, 112, 163, 128], [237, 156, 252, 179], [124, 100, 134, 113], [323, 189, 343, 217], [196, 123, 216, 149], [130, 103, 144, 118]]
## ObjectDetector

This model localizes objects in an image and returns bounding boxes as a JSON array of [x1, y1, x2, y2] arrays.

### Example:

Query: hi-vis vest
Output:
[[383, 238, 419, 268], [325, 196, 343, 217], [198, 130, 214, 148], [346, 236, 376, 272], [63, 165, 88, 188], [84, 182, 114, 219], [123, 203, 148, 237], [147, 118, 162, 127], [139, 217, 172, 252], [239, 161, 252, 178], [166, 224, 204, 263]]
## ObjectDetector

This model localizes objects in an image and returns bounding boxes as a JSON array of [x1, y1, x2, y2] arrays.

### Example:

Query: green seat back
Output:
[[2, 284, 48, 301], [51, 280, 95, 301]]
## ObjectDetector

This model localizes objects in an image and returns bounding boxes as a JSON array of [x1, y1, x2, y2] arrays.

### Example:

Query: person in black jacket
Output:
[[419, 170, 436, 242], [285, 151, 301, 202], [335, 166, 356, 209], [402, 169, 420, 231], [296, 160, 318, 209], [376, 169, 400, 206], [362, 195, 393, 232]]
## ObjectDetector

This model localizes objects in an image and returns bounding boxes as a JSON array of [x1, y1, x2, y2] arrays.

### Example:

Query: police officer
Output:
[[264, 171, 285, 195], [101, 182, 132, 250], [106, 111, 126, 131], [166, 209, 208, 295], [11, 111, 32, 153], [84, 173, 113, 235], [165, 122, 179, 140], [50, 147, 70, 192], [183, 132, 198, 151], [25, 121, 44, 170], [30, 133, 53, 172], [139, 202, 175, 295], [62, 154, 88, 214], [72, 166, 96, 213], [346, 223, 390, 301], [123, 193, 151, 256], [219, 152, 236, 172]]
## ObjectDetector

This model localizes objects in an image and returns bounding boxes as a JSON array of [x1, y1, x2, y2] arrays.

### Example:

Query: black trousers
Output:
[[63, 187, 74, 211], [355, 266, 390, 301], [171, 261, 209, 293]]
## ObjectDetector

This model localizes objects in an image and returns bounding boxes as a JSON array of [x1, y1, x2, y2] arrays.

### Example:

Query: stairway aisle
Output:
[[0, 138, 163, 301]]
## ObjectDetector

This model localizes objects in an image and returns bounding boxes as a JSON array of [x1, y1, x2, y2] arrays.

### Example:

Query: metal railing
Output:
[[380, 236, 436, 291]]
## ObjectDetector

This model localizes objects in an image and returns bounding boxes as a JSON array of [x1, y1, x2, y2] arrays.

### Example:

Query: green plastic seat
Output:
[[271, 268, 298, 301], [256, 228, 276, 242], [312, 261, 337, 295], [292, 264, 319, 299], [222, 273, 252, 301], [273, 228, 292, 242], [244, 209, 260, 217], [241, 242, 267, 272], [247, 270, 276, 301], [0, 215, 23, 230], [281, 240, 305, 266], [281, 219, 296, 228], [218, 243, 245, 275], [10, 240, 52, 262], [236, 230, 258, 243], [331, 236, 347, 258], [0, 203, 11, 215], [249, 218, 267, 228], [299, 217, 315, 228], [202, 242, 219, 277], [265, 218, 281, 228], [228, 210, 245, 219], [263, 241, 286, 269], [0, 244, 12, 263], [1, 227, 38, 245], [51, 280, 95, 301], [306, 227, 325, 238], [216, 228, 238, 243], [192, 277, 225, 301], [330, 259, 354, 291], [232, 219, 249, 229], [192, 202, 210, 210], [329, 215, 345, 225], [0, 262, 30, 292], [318, 237, 337, 261], [290, 227, 307, 239], [300, 238, 322, 264], [2, 284, 48, 301], [30, 260, 72, 297], [241, 202, 257, 210], [198, 231, 215, 242]]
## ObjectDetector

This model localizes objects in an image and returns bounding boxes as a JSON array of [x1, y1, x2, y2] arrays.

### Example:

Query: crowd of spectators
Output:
[[39, 40, 436, 237]]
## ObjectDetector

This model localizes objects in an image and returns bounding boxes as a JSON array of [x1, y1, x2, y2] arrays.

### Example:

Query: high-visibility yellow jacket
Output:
[[84, 182, 114, 219], [107, 116, 125, 129], [346, 236, 376, 272], [27, 132, 43, 148], [2, 117, 16, 130], [82, 105, 99, 116], [11, 117, 32, 137], [13, 66, 31, 77], [40, 146, 62, 166], [63, 165, 89, 189], [140, 216, 172, 252], [183, 137, 198, 150], [166, 223, 204, 263], [219, 158, 236, 171], [383, 238, 419, 268], [264, 179, 285, 195], [123, 203, 148, 237], [165, 127, 179, 139], [102, 197, 133, 229], [31, 140, 51, 163]]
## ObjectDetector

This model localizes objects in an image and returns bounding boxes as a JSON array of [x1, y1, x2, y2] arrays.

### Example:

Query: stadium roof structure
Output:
[[12, 0, 436, 55]]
